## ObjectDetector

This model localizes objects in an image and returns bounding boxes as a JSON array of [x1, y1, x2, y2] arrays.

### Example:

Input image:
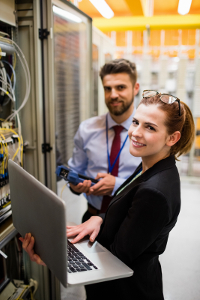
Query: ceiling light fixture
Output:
[[89, 0, 114, 19], [53, 5, 82, 23], [178, 0, 192, 15]]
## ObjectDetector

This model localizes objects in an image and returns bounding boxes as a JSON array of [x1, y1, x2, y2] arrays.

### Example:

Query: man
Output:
[[68, 59, 141, 222]]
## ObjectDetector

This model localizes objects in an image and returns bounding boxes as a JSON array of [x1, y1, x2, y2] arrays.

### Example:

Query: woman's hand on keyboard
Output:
[[19, 233, 46, 266], [67, 216, 103, 244]]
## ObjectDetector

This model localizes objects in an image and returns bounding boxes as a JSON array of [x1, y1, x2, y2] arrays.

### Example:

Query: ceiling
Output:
[[77, 0, 200, 59], [77, 0, 200, 32], [78, 0, 200, 18]]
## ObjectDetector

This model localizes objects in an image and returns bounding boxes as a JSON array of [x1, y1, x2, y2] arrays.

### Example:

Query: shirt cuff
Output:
[[111, 177, 126, 196]]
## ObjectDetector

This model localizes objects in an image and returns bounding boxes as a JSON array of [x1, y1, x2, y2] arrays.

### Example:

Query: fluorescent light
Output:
[[53, 5, 82, 23], [178, 0, 192, 15], [89, 0, 114, 19]]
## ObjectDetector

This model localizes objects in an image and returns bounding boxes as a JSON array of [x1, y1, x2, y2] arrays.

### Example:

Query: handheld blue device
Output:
[[55, 165, 98, 186]]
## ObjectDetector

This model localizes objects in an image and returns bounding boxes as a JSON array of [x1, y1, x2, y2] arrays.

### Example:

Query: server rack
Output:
[[0, 0, 92, 299]]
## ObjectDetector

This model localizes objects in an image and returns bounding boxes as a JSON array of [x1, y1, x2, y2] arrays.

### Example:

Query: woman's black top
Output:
[[86, 155, 181, 300]]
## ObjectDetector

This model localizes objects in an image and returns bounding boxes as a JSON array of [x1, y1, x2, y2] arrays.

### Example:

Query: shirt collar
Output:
[[107, 106, 136, 131]]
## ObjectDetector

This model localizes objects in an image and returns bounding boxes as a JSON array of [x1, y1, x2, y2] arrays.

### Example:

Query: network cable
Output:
[[0, 86, 14, 102], [0, 61, 7, 96], [0, 133, 8, 178], [0, 128, 22, 165], [0, 36, 31, 122], [0, 59, 16, 106], [2, 59, 16, 91], [0, 77, 15, 102]]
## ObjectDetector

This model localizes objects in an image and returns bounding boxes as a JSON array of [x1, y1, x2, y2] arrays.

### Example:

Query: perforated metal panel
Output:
[[53, 13, 87, 164]]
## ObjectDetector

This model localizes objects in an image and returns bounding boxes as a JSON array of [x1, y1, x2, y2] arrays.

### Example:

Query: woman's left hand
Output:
[[67, 216, 103, 244], [19, 233, 46, 266]]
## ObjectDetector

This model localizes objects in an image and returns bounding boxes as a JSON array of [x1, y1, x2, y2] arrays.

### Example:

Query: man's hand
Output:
[[87, 173, 115, 196], [67, 216, 103, 243], [70, 180, 92, 194], [19, 233, 46, 266]]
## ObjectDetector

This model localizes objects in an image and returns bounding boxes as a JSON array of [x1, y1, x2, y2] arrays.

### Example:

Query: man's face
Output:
[[103, 73, 138, 116]]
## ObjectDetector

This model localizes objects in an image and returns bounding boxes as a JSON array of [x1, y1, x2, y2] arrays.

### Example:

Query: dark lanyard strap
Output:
[[106, 115, 129, 174]]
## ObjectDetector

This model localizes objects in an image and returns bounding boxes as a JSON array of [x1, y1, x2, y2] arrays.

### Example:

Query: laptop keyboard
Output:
[[67, 241, 98, 273]]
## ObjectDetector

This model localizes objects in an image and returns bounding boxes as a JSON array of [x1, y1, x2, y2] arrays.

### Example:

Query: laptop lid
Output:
[[8, 160, 133, 288], [8, 160, 68, 286]]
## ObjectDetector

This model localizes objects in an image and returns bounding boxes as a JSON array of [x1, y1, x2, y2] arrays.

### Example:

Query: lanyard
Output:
[[106, 115, 129, 174]]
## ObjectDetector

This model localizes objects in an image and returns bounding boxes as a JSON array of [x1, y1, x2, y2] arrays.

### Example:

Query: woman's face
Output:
[[128, 104, 172, 166]]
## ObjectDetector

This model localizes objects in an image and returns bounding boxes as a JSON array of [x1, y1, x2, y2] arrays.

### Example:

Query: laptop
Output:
[[8, 160, 133, 287]]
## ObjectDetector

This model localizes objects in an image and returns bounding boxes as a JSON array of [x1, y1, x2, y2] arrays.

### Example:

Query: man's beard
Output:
[[106, 98, 134, 116]]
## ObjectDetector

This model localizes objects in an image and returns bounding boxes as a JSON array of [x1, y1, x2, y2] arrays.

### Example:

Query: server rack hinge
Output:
[[39, 28, 50, 40], [42, 143, 52, 153]]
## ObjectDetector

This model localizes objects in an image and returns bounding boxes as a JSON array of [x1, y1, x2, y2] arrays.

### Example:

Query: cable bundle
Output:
[[0, 59, 16, 105], [0, 36, 31, 137]]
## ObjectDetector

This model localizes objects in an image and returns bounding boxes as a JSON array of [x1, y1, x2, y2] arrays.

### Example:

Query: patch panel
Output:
[[0, 128, 22, 224]]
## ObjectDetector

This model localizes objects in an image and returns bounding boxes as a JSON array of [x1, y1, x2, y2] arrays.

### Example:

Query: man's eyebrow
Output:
[[117, 83, 126, 85], [103, 84, 127, 87]]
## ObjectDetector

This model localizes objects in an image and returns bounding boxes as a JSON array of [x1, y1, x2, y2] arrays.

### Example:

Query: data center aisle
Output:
[[58, 179, 200, 300], [160, 180, 200, 300]]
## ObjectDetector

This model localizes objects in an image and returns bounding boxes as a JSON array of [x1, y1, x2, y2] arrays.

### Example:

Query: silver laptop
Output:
[[8, 160, 133, 287]]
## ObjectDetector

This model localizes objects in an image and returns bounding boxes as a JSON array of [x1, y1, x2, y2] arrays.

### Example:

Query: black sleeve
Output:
[[68, 184, 81, 196]]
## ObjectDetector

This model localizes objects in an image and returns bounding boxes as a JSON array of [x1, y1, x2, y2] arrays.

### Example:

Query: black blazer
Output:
[[90, 156, 181, 300]]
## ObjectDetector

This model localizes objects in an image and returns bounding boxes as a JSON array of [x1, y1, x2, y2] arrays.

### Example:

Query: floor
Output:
[[57, 179, 200, 300], [160, 180, 200, 300]]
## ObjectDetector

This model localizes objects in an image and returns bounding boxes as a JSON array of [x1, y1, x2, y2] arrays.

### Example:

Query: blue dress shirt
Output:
[[68, 110, 141, 210]]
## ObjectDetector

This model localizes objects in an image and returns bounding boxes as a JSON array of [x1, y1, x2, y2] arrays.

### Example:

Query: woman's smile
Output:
[[131, 139, 146, 148]]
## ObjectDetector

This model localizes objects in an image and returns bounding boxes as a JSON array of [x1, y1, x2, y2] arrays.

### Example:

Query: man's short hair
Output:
[[99, 59, 137, 85]]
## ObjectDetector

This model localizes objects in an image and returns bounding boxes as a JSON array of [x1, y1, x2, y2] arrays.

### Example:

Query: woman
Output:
[[21, 91, 195, 300]]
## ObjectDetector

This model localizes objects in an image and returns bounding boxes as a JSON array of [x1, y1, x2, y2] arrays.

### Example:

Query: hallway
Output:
[[160, 180, 200, 300]]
